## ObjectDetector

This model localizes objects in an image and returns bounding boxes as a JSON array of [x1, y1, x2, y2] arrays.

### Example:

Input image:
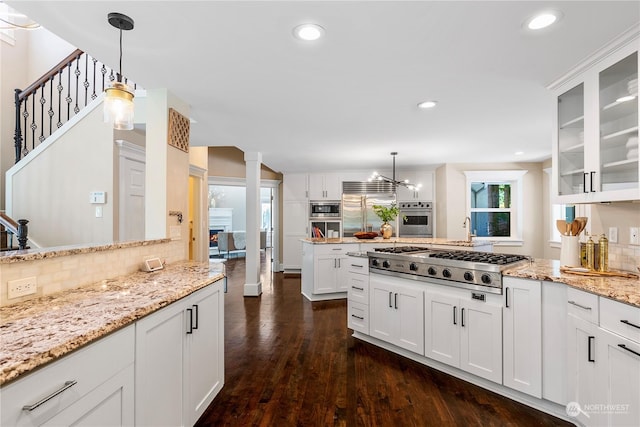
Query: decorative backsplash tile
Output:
[[609, 243, 640, 273]]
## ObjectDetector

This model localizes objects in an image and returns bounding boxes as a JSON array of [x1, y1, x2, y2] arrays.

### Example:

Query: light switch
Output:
[[90, 191, 106, 204], [95, 206, 103, 218]]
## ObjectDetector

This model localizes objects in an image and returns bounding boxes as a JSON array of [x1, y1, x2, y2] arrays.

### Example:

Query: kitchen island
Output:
[[301, 237, 493, 302], [0, 261, 225, 427]]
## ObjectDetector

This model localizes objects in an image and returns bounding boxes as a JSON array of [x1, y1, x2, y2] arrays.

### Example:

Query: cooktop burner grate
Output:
[[429, 251, 528, 265]]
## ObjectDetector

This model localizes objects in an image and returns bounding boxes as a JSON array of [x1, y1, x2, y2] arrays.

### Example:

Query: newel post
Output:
[[14, 88, 23, 163], [17, 219, 28, 250]]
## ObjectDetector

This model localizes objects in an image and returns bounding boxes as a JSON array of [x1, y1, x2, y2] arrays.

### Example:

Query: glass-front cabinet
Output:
[[552, 39, 639, 203]]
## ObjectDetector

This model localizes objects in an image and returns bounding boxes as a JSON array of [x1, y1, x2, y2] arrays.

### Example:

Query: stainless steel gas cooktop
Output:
[[367, 247, 530, 294]]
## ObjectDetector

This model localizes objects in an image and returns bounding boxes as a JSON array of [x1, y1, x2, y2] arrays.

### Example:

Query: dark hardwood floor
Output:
[[196, 252, 573, 427]]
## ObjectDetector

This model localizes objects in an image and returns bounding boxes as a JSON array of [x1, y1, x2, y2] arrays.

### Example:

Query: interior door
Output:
[[119, 155, 145, 241]]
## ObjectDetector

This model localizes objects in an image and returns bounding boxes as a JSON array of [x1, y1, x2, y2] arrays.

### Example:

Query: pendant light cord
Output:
[[118, 26, 123, 82]]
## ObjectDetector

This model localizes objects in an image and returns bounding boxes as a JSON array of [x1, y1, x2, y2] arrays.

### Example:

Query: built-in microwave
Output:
[[310, 201, 341, 218]]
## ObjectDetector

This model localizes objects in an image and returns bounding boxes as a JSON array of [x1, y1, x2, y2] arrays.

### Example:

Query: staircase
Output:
[[0, 212, 28, 251]]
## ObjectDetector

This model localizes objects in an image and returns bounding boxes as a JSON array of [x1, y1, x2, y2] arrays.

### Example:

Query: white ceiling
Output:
[[7, 1, 640, 174]]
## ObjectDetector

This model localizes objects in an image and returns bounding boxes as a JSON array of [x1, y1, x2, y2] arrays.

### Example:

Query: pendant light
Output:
[[369, 152, 422, 191], [104, 12, 135, 130]]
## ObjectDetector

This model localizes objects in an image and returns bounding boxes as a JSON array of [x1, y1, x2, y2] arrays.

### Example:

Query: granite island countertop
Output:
[[0, 261, 225, 386], [303, 237, 493, 248], [504, 258, 640, 308]]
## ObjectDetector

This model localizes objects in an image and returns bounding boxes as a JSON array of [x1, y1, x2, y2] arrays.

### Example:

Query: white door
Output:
[[425, 292, 460, 366], [460, 300, 503, 383], [119, 147, 145, 242], [370, 279, 395, 344], [314, 255, 338, 294], [567, 315, 601, 426]]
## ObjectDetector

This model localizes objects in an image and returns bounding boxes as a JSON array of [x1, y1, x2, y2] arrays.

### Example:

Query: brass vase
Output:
[[380, 222, 393, 239]]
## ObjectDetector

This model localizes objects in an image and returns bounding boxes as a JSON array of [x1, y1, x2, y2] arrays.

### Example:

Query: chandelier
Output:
[[369, 152, 422, 190]]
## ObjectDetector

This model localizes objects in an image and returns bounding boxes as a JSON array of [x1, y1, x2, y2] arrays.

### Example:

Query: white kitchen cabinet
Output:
[[282, 200, 308, 271], [1, 326, 135, 427], [370, 274, 424, 355], [283, 173, 309, 201], [347, 255, 370, 333], [395, 170, 435, 202], [301, 243, 353, 300], [552, 39, 639, 203], [309, 173, 342, 200], [425, 287, 502, 383], [541, 280, 568, 405], [136, 281, 224, 427], [502, 277, 542, 398]]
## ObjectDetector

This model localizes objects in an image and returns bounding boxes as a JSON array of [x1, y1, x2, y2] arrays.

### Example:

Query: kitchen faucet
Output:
[[463, 216, 476, 242]]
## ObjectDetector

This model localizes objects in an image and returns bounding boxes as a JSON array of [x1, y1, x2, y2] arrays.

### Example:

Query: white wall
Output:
[[8, 101, 115, 247], [435, 162, 545, 258]]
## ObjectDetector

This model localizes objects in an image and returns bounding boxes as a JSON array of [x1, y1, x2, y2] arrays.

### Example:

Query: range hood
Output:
[[342, 181, 396, 195]]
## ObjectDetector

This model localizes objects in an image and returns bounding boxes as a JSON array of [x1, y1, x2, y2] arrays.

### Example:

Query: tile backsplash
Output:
[[0, 239, 185, 306], [608, 242, 640, 273]]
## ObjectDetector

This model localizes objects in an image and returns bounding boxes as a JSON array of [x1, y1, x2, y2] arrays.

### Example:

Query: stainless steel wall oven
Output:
[[398, 201, 433, 237]]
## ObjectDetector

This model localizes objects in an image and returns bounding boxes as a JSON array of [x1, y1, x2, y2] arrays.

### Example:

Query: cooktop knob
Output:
[[372, 259, 379, 266], [481, 274, 492, 284], [382, 260, 391, 268], [427, 267, 437, 276], [442, 269, 452, 278], [409, 262, 418, 271], [463, 271, 474, 281]]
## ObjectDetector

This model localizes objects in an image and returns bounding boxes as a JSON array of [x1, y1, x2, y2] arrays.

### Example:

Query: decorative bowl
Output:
[[354, 231, 379, 239]]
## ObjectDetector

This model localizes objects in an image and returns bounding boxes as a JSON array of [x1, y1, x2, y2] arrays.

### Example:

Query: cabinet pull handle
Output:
[[351, 264, 363, 268], [568, 300, 592, 311], [337, 259, 341, 268], [22, 380, 78, 411], [618, 344, 640, 358], [351, 314, 364, 320], [620, 320, 640, 330], [332, 248, 342, 251], [505, 287, 509, 308], [590, 171, 596, 192], [389, 292, 392, 308], [461, 308, 465, 327], [394, 293, 398, 309], [351, 286, 364, 291], [588, 336, 595, 362], [192, 304, 199, 330], [186, 308, 193, 334], [453, 306, 457, 325], [583, 173, 588, 194]]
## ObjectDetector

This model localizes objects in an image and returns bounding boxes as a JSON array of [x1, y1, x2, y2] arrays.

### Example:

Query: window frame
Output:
[[464, 170, 527, 246]]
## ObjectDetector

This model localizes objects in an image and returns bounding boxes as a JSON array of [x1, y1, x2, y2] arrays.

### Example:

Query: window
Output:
[[464, 170, 527, 243]]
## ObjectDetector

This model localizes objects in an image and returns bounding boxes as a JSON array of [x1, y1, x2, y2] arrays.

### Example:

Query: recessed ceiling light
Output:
[[293, 24, 325, 41], [515, 151, 524, 156], [417, 101, 437, 109], [526, 12, 560, 30]]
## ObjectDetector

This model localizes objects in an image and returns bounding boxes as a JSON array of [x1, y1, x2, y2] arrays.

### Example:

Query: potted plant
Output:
[[372, 204, 403, 239]]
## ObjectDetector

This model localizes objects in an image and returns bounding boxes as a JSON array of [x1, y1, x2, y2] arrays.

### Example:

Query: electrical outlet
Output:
[[608, 227, 618, 243], [631, 227, 640, 245], [8, 277, 37, 299]]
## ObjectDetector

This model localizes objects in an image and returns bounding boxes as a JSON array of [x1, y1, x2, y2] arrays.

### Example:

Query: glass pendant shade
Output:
[[104, 81, 134, 130]]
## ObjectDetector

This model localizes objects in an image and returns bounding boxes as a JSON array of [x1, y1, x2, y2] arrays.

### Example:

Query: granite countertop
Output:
[[0, 261, 225, 386], [303, 237, 492, 247], [0, 239, 170, 264], [504, 259, 640, 308]]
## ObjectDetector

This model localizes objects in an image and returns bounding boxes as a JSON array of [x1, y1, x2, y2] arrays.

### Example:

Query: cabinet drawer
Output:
[[348, 301, 369, 334], [313, 244, 352, 255], [566, 287, 599, 323], [348, 273, 369, 304], [1, 325, 135, 427], [600, 297, 640, 343], [347, 256, 369, 274]]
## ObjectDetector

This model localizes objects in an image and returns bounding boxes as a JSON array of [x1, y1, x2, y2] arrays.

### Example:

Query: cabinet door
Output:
[[283, 173, 308, 201], [184, 283, 225, 426], [503, 278, 542, 398], [395, 285, 424, 355], [370, 281, 395, 344], [42, 365, 134, 427], [323, 173, 343, 200], [314, 255, 338, 294], [282, 200, 308, 270], [597, 328, 640, 427], [460, 299, 503, 383], [425, 292, 460, 366], [567, 315, 602, 426], [308, 174, 326, 200], [335, 255, 350, 292], [135, 299, 186, 427]]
